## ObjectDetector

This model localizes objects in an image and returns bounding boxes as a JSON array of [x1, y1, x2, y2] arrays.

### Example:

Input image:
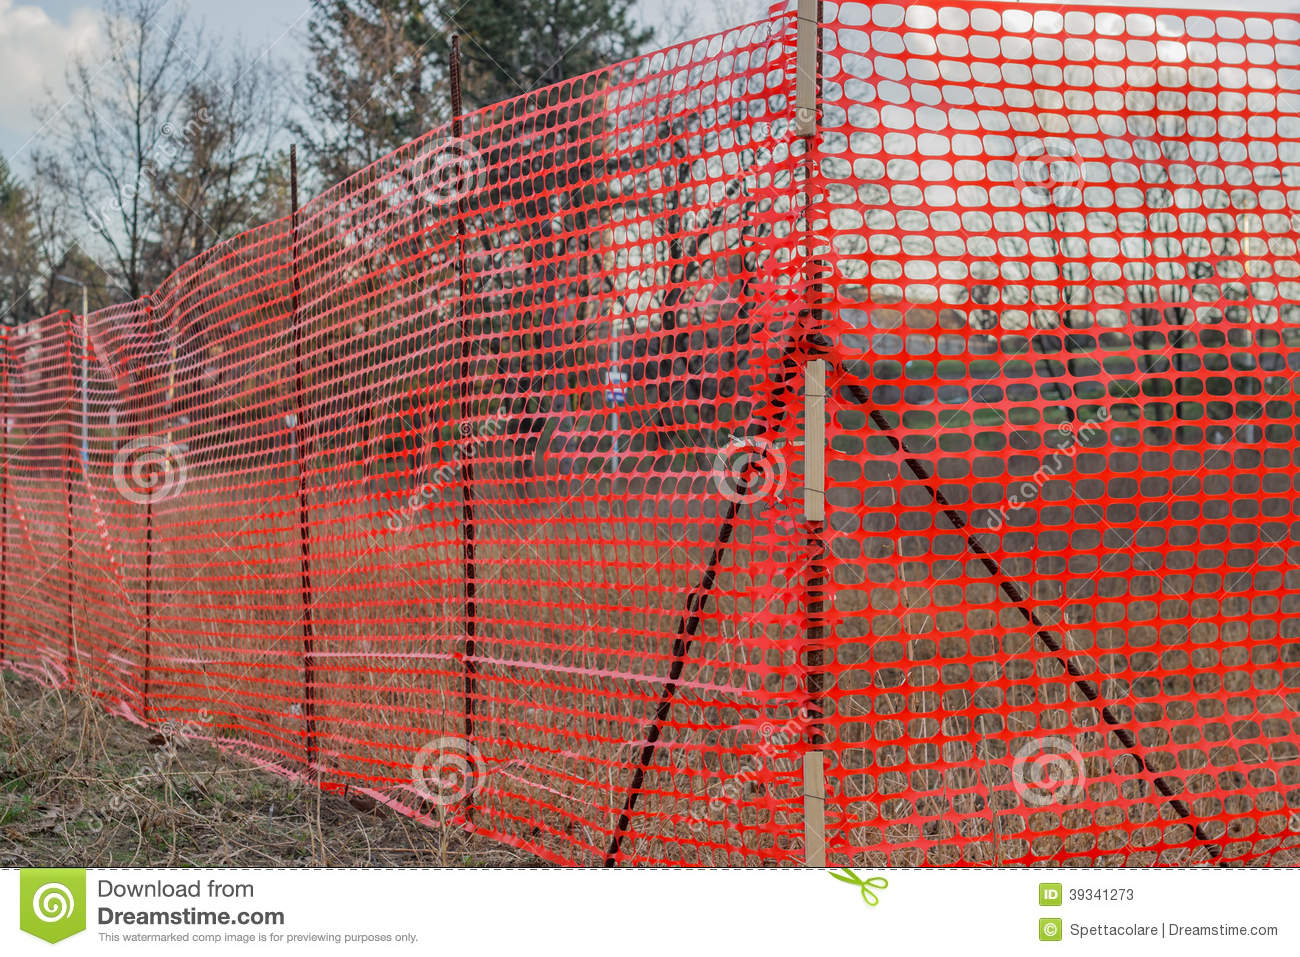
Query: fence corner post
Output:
[[796, 0, 828, 869], [803, 356, 828, 870], [793, 0, 820, 138]]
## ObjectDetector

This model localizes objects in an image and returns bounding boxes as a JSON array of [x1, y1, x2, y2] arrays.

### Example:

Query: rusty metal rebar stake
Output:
[[290, 144, 318, 773], [64, 315, 76, 681], [449, 37, 481, 804], [0, 332, 8, 664]]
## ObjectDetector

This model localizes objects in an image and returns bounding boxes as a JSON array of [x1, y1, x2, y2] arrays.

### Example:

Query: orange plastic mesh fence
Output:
[[3, 1, 1300, 866]]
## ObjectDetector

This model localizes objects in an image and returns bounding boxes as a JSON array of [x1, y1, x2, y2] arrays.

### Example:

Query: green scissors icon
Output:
[[829, 868, 888, 906]]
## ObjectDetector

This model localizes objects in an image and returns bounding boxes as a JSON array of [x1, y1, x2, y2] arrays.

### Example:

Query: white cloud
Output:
[[0, 1, 100, 165]]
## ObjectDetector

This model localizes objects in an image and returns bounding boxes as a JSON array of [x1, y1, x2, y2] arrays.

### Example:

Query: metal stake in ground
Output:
[[290, 144, 318, 775], [140, 302, 155, 720], [604, 319, 809, 865], [0, 331, 7, 664], [63, 313, 76, 682], [601, 106, 817, 864], [143, 484, 152, 720], [449, 35, 481, 815], [842, 384, 1226, 864], [802, 357, 828, 867]]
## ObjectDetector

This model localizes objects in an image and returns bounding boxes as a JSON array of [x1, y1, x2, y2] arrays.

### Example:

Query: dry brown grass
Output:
[[9, 463, 791, 866], [0, 671, 540, 866]]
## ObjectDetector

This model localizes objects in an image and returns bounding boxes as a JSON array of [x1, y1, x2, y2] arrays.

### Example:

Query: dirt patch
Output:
[[0, 672, 539, 867]]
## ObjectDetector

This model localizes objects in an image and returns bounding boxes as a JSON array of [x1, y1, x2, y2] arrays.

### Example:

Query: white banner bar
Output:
[[3, 867, 1298, 956]]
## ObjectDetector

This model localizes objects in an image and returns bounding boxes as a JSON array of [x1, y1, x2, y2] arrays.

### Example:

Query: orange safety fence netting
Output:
[[2, 0, 1300, 867]]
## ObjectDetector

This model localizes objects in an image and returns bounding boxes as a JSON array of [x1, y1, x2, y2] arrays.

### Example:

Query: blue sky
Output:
[[2, 0, 1297, 173]]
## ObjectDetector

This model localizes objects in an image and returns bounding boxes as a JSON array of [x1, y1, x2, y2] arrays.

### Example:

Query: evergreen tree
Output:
[[431, 0, 652, 110], [297, 0, 654, 186], [0, 158, 39, 325], [297, 0, 445, 186]]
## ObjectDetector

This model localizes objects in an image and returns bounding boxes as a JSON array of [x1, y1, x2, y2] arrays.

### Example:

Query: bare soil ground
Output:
[[0, 671, 539, 867]]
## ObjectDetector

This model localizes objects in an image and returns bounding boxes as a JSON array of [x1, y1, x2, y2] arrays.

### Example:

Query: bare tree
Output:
[[0, 163, 110, 324], [32, 0, 287, 300], [32, 0, 201, 299], [143, 49, 289, 279], [29, 178, 117, 316]]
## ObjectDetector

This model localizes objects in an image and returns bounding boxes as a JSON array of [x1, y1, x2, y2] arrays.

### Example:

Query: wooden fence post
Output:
[[803, 357, 828, 868], [796, 0, 829, 869]]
